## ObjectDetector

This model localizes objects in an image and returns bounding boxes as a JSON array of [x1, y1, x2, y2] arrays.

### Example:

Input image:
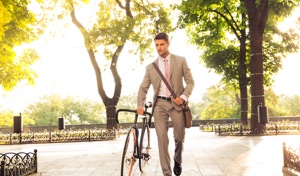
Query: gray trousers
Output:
[[153, 99, 186, 176]]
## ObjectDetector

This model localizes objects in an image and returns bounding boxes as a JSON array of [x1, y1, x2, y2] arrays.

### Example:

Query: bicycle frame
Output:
[[115, 102, 152, 175]]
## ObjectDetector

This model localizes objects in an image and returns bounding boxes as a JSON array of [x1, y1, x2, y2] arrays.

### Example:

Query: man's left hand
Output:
[[172, 97, 184, 105]]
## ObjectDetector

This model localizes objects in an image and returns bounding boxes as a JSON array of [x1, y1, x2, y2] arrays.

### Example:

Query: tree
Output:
[[243, 0, 299, 131], [0, 1, 11, 41], [62, 97, 106, 124], [116, 92, 138, 123], [278, 95, 300, 116], [264, 87, 281, 117], [188, 101, 203, 120], [200, 83, 240, 120], [23, 94, 106, 126], [0, 0, 40, 91], [177, 0, 300, 129], [0, 110, 14, 127], [36, 0, 173, 129], [0, 109, 35, 127], [24, 94, 63, 126]]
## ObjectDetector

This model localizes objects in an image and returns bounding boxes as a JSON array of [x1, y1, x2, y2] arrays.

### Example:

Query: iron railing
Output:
[[283, 142, 300, 174], [0, 128, 128, 145], [199, 121, 300, 135], [0, 150, 37, 176]]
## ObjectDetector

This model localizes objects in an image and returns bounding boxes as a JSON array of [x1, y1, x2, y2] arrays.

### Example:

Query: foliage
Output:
[[116, 92, 138, 123], [0, 110, 13, 127], [0, 1, 11, 41], [278, 94, 300, 116], [0, 0, 41, 91], [198, 85, 300, 119], [33, 0, 174, 129], [188, 101, 203, 120], [35, 0, 173, 62], [199, 83, 240, 120], [23, 94, 106, 126], [176, 0, 300, 87], [0, 110, 35, 127], [89, 0, 173, 61], [1, 89, 300, 126], [264, 87, 283, 117]]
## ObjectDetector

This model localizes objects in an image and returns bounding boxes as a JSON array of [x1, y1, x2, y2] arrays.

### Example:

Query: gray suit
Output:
[[137, 54, 194, 175]]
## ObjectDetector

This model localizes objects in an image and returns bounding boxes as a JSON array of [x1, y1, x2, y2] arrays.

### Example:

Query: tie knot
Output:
[[164, 59, 168, 62]]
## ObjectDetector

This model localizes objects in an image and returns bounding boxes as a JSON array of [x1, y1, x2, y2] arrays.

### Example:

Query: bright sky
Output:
[[1, 2, 300, 113], [2, 28, 223, 112]]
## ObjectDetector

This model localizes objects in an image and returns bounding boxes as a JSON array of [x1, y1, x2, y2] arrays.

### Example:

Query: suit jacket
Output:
[[137, 54, 194, 112]]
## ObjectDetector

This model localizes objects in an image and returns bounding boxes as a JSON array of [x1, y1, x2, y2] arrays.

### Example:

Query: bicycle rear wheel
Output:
[[121, 128, 137, 176], [139, 121, 150, 173]]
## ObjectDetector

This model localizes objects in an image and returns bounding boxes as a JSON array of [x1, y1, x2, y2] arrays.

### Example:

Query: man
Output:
[[137, 32, 194, 176]]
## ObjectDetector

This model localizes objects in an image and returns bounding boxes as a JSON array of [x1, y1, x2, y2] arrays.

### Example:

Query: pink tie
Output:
[[164, 59, 171, 97]]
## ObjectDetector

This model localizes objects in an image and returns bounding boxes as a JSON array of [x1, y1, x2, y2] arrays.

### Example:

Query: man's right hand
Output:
[[137, 107, 144, 115]]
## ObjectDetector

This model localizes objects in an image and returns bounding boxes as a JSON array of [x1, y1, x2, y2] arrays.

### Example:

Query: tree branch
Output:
[[126, 0, 133, 18], [115, 0, 133, 18], [212, 9, 241, 40], [257, 0, 268, 19], [258, 0, 268, 33], [224, 6, 241, 32], [244, 0, 256, 22], [115, 0, 125, 9], [70, 4, 109, 101]]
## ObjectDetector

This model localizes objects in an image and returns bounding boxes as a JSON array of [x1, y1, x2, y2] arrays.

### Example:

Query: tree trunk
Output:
[[101, 46, 123, 129], [239, 11, 248, 125], [244, 0, 268, 133], [70, 6, 122, 129]]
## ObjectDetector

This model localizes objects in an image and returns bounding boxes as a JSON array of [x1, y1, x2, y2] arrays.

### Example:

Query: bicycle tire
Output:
[[139, 120, 150, 173], [121, 128, 137, 176]]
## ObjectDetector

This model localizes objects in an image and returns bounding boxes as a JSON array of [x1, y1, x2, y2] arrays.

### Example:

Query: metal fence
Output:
[[0, 128, 124, 145], [199, 121, 300, 135], [283, 142, 300, 175], [0, 150, 37, 176]]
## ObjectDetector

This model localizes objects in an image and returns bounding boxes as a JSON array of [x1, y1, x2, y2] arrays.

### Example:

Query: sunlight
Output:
[[277, 7, 300, 33], [1, 1, 300, 113]]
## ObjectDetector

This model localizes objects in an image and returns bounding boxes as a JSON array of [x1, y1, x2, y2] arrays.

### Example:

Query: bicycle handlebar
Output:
[[115, 109, 152, 124]]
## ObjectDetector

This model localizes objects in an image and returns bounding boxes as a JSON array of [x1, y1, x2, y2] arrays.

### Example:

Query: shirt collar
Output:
[[159, 53, 171, 62]]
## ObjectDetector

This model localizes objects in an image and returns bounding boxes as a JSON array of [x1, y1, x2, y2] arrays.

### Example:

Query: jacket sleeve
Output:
[[137, 65, 151, 108], [182, 57, 194, 99]]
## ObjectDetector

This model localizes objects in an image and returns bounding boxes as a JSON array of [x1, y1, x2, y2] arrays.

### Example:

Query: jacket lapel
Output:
[[153, 58, 161, 79], [170, 54, 176, 78]]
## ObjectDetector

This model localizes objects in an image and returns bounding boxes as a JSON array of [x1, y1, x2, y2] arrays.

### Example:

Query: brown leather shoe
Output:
[[173, 160, 182, 176]]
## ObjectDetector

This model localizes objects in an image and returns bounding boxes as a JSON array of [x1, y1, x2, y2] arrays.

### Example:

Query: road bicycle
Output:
[[115, 102, 153, 176]]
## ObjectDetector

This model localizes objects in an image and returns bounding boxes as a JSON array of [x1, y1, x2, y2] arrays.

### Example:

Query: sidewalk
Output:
[[1, 127, 298, 176]]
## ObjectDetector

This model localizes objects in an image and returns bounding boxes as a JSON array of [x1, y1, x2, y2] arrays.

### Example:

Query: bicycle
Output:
[[115, 102, 153, 176]]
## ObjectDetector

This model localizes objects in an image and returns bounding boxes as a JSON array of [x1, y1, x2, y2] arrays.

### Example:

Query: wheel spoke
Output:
[[121, 129, 137, 176], [139, 124, 150, 172]]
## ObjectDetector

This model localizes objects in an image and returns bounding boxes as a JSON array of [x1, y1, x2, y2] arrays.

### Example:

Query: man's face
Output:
[[155, 39, 170, 58]]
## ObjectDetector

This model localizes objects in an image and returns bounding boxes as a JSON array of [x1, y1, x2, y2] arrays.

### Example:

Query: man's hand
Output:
[[173, 97, 185, 105], [137, 107, 145, 115]]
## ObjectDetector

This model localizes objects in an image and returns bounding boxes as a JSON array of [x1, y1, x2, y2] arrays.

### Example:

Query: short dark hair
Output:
[[154, 32, 169, 43]]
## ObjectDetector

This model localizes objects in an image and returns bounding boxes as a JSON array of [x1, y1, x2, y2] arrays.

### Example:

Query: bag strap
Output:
[[152, 62, 177, 98]]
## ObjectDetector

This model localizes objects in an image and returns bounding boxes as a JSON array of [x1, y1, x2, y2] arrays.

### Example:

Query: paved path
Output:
[[1, 127, 298, 176]]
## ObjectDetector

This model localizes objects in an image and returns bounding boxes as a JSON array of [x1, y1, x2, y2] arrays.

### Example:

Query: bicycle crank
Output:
[[142, 153, 151, 161]]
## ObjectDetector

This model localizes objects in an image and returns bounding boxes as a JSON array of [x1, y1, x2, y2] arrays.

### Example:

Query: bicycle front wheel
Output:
[[121, 128, 137, 176], [139, 122, 150, 173]]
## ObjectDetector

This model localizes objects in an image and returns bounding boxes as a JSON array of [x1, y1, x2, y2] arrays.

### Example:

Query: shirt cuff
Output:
[[180, 95, 188, 102]]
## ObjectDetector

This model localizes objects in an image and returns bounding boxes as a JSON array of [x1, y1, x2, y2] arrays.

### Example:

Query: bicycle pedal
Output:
[[143, 153, 151, 161]]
